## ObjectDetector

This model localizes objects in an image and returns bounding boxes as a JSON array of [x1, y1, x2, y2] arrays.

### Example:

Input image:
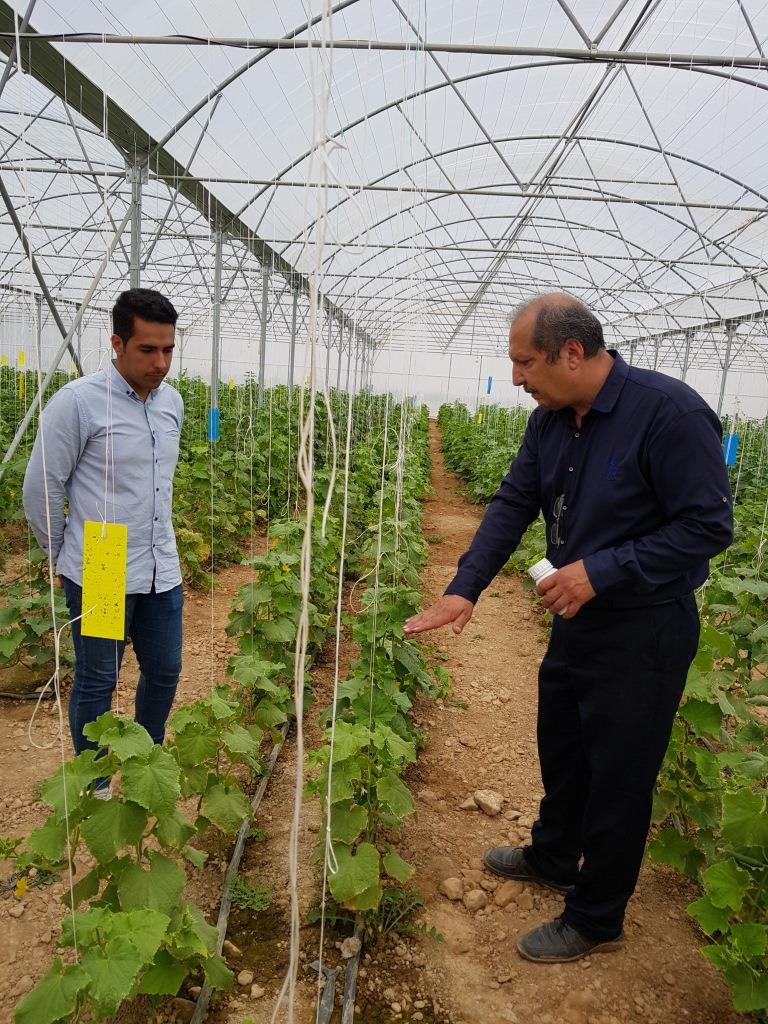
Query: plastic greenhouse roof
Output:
[[1, 0, 768, 374]]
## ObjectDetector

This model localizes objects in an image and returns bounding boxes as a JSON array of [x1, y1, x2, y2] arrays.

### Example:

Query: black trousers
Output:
[[524, 595, 700, 940]]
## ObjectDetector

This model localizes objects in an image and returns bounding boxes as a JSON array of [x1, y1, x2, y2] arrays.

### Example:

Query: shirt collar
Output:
[[109, 359, 159, 401], [589, 349, 628, 414]]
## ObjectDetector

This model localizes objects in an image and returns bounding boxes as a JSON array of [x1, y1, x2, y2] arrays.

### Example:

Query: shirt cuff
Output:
[[582, 548, 634, 595], [444, 575, 482, 604]]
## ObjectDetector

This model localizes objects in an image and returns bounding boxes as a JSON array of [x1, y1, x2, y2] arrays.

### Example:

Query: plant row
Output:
[[2, 394, 442, 1022]]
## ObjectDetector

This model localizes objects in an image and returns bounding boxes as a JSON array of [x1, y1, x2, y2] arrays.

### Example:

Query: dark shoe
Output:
[[483, 846, 574, 895], [517, 917, 624, 963]]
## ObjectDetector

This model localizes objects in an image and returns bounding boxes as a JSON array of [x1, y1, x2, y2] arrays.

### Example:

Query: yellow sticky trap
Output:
[[476, 412, 483, 424], [229, 377, 235, 390], [1, 354, 7, 365], [81, 522, 128, 640], [17, 373, 24, 401], [17, 350, 25, 367]]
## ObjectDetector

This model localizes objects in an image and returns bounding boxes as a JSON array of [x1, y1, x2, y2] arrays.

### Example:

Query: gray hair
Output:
[[511, 294, 605, 364]]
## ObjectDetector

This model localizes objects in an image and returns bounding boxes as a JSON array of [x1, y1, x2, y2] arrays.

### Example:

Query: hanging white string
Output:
[[271, 1, 335, 1020]]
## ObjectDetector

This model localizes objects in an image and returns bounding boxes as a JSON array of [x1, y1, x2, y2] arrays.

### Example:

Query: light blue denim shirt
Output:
[[23, 360, 184, 593]]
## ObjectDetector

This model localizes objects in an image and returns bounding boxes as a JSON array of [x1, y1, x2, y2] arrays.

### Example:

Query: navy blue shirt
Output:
[[445, 352, 734, 609]]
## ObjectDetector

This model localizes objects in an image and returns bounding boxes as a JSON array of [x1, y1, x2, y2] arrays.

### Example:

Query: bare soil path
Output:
[[361, 421, 742, 1024]]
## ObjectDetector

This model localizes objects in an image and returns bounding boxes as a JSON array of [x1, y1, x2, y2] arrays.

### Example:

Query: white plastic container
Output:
[[528, 558, 568, 615]]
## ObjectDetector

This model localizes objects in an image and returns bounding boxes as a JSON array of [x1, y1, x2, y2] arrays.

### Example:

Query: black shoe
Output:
[[483, 846, 575, 896], [517, 916, 624, 963]]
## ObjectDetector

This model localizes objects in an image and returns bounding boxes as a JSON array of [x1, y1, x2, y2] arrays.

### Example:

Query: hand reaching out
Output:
[[403, 594, 474, 636]]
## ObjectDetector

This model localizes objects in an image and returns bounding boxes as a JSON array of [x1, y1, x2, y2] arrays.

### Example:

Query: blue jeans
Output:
[[62, 577, 183, 756]]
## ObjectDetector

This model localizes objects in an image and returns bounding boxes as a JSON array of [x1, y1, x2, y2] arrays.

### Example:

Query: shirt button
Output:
[[568, 466, 574, 472], [574, 432, 580, 438]]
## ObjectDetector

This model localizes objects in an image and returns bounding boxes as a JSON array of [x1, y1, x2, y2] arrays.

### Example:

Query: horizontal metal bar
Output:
[[2, 171, 761, 211], [3, 33, 768, 68]]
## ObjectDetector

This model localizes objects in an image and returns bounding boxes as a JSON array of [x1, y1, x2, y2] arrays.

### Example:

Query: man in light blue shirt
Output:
[[23, 289, 184, 790]]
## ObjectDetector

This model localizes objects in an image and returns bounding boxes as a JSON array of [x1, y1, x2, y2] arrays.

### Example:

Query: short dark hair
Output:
[[513, 295, 605, 363], [112, 288, 178, 344]]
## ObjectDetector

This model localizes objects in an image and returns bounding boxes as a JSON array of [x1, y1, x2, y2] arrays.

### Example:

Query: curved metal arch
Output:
[[317, 182, 761, 324], [148, 0, 362, 156], [342, 250, 650, 330], [234, 57, 768, 227], [348, 268, 651, 335], [289, 133, 768, 259], [318, 207, 710, 318]]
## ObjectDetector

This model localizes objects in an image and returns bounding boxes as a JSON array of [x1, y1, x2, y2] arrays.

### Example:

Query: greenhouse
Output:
[[0, 2, 766, 1023]]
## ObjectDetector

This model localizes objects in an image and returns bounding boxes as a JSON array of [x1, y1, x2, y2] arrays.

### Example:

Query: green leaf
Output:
[[680, 698, 723, 737], [329, 803, 368, 845], [328, 758, 363, 804], [729, 922, 768, 958], [61, 866, 101, 909], [376, 773, 415, 819], [81, 799, 148, 864], [121, 745, 181, 817], [260, 617, 296, 643], [117, 851, 186, 916], [80, 933, 144, 1015], [27, 817, 68, 863], [328, 842, 381, 905], [204, 952, 235, 991], [173, 726, 220, 767], [721, 789, 768, 848], [702, 858, 750, 911], [648, 828, 695, 873], [687, 895, 731, 935], [14, 958, 89, 1024], [330, 721, 368, 763], [182, 844, 208, 869], [221, 723, 261, 760], [109, 909, 170, 963], [726, 963, 768, 1013], [200, 781, 250, 834], [40, 750, 105, 820], [382, 848, 414, 883], [82, 712, 154, 761], [135, 948, 187, 996], [0, 629, 25, 659], [155, 808, 197, 851]]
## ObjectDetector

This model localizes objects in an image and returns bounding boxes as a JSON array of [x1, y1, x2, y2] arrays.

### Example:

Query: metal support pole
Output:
[[344, 326, 353, 393], [352, 331, 361, 395], [257, 264, 269, 408], [2, 206, 132, 470], [446, 353, 453, 402], [287, 288, 298, 400], [335, 322, 343, 393], [475, 355, 483, 412], [653, 337, 659, 371], [0, 175, 83, 375], [716, 323, 735, 419], [127, 161, 148, 289], [209, 227, 223, 441], [681, 330, 693, 382], [325, 313, 331, 390]]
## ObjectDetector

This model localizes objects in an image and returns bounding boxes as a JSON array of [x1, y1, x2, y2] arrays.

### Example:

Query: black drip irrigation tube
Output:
[[190, 720, 290, 1024], [340, 919, 365, 1024]]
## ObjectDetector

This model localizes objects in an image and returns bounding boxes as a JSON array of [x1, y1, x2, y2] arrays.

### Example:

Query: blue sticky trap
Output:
[[207, 407, 220, 442], [723, 433, 739, 467], [486, 375, 493, 394]]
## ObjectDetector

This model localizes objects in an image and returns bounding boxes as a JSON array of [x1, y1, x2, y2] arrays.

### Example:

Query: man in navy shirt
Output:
[[405, 293, 732, 962]]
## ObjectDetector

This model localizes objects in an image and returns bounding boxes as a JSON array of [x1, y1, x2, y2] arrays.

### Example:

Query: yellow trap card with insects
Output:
[[81, 521, 128, 640]]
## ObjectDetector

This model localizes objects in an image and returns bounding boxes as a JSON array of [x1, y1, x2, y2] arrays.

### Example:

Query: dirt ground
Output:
[[0, 422, 745, 1024]]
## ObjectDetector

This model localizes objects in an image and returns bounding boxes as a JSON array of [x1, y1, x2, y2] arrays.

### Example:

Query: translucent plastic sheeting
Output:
[[0, 0, 767, 384]]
